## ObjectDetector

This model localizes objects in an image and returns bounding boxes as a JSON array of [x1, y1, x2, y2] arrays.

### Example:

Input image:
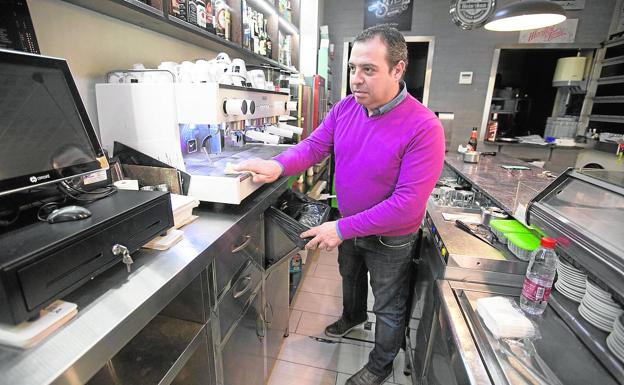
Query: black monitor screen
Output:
[[0, 50, 104, 196]]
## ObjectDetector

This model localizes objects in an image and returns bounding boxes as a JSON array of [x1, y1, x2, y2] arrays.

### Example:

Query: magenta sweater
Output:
[[274, 94, 445, 239]]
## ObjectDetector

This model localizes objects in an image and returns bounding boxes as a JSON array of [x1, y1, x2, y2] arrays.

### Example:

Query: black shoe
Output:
[[324, 316, 367, 338], [346, 366, 391, 385]]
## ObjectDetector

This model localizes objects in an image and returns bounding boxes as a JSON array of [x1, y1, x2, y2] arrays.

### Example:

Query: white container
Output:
[[553, 57, 586, 86]]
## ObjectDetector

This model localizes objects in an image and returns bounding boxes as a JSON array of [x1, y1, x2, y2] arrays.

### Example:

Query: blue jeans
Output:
[[338, 233, 416, 378]]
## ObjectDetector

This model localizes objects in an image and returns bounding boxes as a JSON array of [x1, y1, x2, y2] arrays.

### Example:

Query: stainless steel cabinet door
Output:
[[264, 257, 291, 379], [221, 289, 265, 385]]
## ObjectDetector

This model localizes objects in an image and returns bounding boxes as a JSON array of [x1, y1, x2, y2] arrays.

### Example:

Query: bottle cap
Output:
[[540, 237, 556, 249]]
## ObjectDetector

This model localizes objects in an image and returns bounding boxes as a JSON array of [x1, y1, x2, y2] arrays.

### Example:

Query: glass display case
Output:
[[527, 169, 624, 300]]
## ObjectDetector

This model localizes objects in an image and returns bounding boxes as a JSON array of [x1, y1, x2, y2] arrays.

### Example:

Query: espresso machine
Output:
[[96, 78, 297, 204]]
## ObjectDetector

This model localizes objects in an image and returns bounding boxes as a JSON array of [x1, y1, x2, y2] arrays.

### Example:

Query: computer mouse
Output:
[[47, 205, 92, 224]]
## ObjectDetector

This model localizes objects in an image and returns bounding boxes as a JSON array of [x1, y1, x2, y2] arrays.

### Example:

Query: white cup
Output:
[[108, 71, 125, 83], [158, 61, 179, 81], [248, 70, 266, 89], [178, 61, 195, 83], [215, 52, 231, 65], [194, 59, 211, 83]]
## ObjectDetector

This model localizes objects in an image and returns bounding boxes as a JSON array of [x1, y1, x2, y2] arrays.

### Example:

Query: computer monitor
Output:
[[0, 49, 107, 197]]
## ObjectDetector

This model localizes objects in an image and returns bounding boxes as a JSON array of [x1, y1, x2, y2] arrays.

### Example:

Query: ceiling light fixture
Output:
[[484, 0, 566, 32]]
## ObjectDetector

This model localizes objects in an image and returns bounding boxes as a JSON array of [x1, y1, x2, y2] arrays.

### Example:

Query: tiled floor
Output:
[[268, 249, 412, 385]]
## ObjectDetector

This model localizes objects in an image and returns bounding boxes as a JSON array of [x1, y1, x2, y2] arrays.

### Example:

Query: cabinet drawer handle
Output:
[[231, 235, 252, 253], [257, 310, 266, 341], [233, 275, 252, 299], [264, 302, 274, 326]]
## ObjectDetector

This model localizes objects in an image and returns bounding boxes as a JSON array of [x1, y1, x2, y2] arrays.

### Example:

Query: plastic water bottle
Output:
[[520, 237, 559, 315]]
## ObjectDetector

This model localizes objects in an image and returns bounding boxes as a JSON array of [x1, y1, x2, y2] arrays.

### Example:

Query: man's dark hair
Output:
[[354, 25, 408, 70]]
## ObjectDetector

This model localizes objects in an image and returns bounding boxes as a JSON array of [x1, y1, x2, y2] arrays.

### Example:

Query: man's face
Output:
[[348, 36, 405, 111]]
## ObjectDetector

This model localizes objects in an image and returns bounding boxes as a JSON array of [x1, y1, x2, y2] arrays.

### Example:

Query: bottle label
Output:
[[522, 277, 552, 302]]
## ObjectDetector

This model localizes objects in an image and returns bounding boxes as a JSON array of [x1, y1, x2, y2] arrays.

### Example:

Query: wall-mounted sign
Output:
[[519, 19, 578, 44], [364, 0, 414, 31], [551, 0, 585, 10], [450, 0, 497, 30]]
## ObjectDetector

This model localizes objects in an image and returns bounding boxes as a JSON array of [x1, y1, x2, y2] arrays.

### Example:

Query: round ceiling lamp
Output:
[[484, 0, 566, 32]]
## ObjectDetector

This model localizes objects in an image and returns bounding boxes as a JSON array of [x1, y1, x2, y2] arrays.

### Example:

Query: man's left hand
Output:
[[301, 221, 343, 251]]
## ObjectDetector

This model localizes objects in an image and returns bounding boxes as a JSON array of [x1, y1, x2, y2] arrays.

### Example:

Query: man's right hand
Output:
[[234, 159, 283, 184]]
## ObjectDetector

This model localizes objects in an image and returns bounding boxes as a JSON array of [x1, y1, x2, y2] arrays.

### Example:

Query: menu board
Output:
[[0, 0, 40, 54]]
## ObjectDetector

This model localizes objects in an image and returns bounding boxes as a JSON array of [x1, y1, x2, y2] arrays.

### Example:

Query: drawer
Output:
[[214, 215, 264, 297], [217, 261, 262, 343], [264, 209, 299, 268], [16, 199, 172, 311]]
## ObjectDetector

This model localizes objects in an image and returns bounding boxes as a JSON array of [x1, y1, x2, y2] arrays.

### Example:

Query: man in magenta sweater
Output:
[[236, 25, 445, 385]]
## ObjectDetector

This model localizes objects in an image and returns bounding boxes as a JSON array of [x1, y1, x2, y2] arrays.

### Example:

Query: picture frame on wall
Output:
[[364, 0, 414, 31]]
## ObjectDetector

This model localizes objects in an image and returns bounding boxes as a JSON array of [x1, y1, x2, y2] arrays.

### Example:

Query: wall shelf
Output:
[[62, 0, 299, 72]]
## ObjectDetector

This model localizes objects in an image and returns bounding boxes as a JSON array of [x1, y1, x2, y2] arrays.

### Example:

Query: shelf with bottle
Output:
[[62, 0, 298, 73], [277, 30, 297, 71], [242, 0, 277, 61]]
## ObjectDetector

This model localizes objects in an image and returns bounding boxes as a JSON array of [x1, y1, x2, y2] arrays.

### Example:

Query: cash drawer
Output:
[[16, 197, 172, 312], [217, 261, 263, 343], [214, 215, 264, 298]]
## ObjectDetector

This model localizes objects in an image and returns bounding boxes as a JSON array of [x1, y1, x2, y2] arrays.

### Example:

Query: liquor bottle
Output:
[[260, 19, 268, 56], [468, 127, 478, 151], [205, 0, 215, 32], [266, 30, 273, 59], [286, 0, 292, 22], [196, 0, 206, 28], [243, 5, 251, 49], [215, 0, 230, 39], [172, 0, 187, 21], [252, 11, 260, 54], [187, 0, 198, 25], [486, 113, 498, 142]]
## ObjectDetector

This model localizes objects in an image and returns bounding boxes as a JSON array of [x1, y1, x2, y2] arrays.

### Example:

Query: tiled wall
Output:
[[324, 0, 615, 149]]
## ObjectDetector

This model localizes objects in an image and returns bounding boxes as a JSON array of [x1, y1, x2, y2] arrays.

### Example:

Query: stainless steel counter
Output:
[[430, 280, 622, 385], [424, 199, 528, 287], [444, 153, 555, 217], [0, 177, 290, 385]]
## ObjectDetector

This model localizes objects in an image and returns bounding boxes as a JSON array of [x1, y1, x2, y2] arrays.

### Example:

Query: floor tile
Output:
[[296, 311, 339, 336], [289, 310, 303, 334], [392, 352, 412, 385], [335, 372, 395, 385], [268, 360, 337, 385], [313, 263, 342, 281], [278, 333, 373, 374], [301, 275, 343, 297], [292, 291, 343, 317]]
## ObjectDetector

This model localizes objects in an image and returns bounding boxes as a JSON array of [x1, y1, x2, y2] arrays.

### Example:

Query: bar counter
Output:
[[444, 153, 556, 217], [0, 177, 290, 385]]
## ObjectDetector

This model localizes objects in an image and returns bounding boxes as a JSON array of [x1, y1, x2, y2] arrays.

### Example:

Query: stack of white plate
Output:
[[554, 260, 586, 302], [607, 314, 624, 363], [578, 280, 623, 332]]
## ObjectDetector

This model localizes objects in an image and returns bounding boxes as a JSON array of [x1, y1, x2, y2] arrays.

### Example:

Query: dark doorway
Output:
[[493, 49, 585, 138]]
